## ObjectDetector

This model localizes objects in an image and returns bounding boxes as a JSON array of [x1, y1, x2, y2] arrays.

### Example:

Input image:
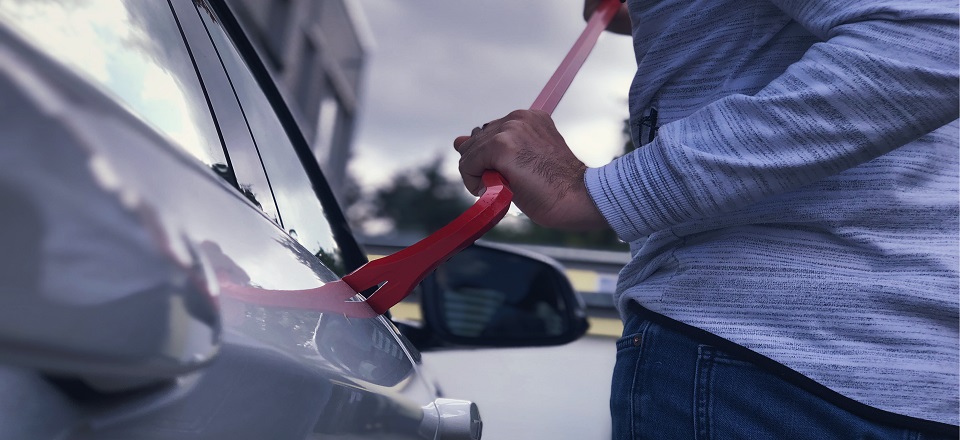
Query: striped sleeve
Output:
[[586, 0, 959, 242]]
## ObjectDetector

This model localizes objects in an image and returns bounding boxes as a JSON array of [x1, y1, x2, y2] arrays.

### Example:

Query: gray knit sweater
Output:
[[585, 0, 959, 426]]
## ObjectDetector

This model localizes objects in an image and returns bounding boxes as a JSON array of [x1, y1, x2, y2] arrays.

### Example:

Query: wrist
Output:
[[540, 164, 612, 231], [567, 171, 612, 231]]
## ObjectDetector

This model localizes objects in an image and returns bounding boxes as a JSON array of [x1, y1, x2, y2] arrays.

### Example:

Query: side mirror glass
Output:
[[421, 242, 588, 347]]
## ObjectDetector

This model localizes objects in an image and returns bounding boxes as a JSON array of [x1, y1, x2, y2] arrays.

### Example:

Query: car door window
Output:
[[0, 0, 228, 172], [192, 1, 345, 275], [168, 0, 282, 225]]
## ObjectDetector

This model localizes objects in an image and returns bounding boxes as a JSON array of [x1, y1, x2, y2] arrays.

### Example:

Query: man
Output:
[[454, 0, 959, 438]]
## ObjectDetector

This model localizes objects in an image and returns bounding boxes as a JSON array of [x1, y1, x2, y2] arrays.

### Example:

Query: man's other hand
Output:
[[584, 0, 632, 35]]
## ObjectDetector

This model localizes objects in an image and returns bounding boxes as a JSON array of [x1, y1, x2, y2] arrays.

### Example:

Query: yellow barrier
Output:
[[389, 301, 622, 338]]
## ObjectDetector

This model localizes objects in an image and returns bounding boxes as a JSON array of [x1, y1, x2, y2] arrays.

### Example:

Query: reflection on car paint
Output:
[[0, 32, 221, 388], [0, 0, 228, 169], [0, 15, 436, 436], [0, 0, 452, 437]]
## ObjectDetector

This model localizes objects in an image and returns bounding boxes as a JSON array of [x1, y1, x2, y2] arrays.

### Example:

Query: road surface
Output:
[[422, 335, 617, 440]]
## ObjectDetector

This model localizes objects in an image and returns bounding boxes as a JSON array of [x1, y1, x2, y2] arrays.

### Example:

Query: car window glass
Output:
[[0, 0, 228, 170], [194, 2, 344, 275], [169, 0, 282, 225]]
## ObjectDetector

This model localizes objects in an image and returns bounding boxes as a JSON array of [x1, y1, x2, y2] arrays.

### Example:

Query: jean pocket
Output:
[[610, 320, 652, 440], [613, 317, 651, 385]]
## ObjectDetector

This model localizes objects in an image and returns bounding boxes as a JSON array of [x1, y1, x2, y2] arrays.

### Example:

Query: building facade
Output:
[[227, 0, 369, 199]]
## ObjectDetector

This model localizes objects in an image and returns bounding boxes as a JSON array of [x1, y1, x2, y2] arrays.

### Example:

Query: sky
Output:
[[349, 0, 638, 191]]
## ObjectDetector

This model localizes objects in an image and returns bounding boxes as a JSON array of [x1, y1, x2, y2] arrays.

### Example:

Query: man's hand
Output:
[[454, 110, 609, 231], [584, 0, 631, 35]]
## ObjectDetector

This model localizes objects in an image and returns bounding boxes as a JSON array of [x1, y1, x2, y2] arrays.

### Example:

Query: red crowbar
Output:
[[221, 0, 623, 316], [532, 0, 623, 114]]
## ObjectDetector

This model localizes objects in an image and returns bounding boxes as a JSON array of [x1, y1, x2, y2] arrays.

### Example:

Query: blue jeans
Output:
[[610, 308, 958, 440]]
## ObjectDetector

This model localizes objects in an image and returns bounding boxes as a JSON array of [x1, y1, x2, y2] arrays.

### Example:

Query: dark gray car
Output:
[[0, 1, 588, 438]]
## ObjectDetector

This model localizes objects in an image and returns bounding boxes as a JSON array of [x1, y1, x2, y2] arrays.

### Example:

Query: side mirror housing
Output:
[[417, 242, 589, 348]]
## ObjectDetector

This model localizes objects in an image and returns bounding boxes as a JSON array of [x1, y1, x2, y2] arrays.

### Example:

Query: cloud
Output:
[[351, 0, 636, 188]]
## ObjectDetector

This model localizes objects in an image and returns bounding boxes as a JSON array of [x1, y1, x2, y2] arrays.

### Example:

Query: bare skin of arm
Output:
[[584, 0, 631, 35], [454, 110, 609, 232]]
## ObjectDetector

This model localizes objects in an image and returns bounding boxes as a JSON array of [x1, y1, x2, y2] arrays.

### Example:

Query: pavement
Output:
[[390, 293, 623, 439], [422, 335, 617, 440]]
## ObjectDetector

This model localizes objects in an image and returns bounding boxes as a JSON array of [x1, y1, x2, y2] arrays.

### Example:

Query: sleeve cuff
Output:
[[584, 157, 653, 243], [584, 140, 694, 242]]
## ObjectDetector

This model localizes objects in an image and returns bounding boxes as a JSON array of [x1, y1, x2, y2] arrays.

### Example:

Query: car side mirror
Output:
[[417, 242, 589, 348]]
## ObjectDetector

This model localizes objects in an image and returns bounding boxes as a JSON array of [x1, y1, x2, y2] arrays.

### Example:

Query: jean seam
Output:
[[630, 341, 640, 440], [627, 320, 652, 440], [694, 345, 714, 440]]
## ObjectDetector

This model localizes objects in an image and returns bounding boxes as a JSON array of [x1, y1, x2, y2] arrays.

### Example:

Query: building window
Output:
[[295, 37, 319, 123], [313, 93, 339, 165], [265, 0, 291, 67]]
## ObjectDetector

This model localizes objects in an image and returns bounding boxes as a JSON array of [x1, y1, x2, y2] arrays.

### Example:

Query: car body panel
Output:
[[0, 1, 439, 438], [0, 0, 592, 438]]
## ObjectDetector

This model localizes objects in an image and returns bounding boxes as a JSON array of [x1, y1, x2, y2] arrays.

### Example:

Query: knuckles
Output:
[[505, 109, 529, 120], [499, 120, 524, 132], [504, 109, 548, 123]]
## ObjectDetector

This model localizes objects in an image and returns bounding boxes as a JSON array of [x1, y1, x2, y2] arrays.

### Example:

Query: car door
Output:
[[166, 1, 447, 438], [0, 0, 443, 438]]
